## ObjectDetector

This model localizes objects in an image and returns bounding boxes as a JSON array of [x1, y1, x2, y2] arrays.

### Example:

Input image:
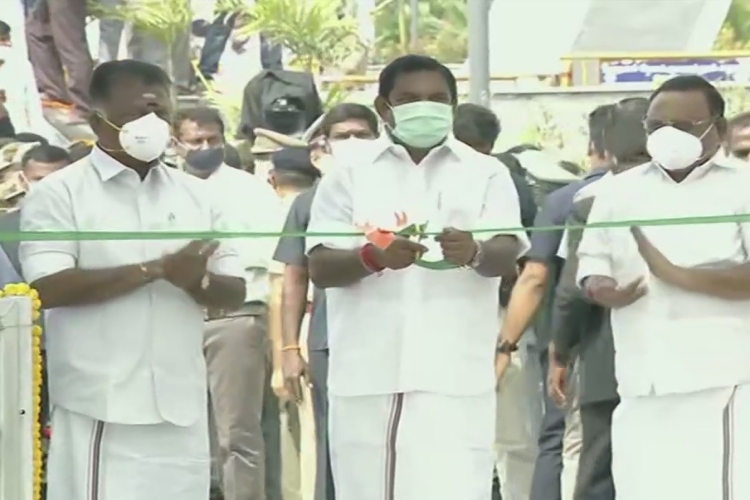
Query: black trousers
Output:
[[198, 13, 235, 79], [574, 399, 619, 500], [529, 347, 565, 500]]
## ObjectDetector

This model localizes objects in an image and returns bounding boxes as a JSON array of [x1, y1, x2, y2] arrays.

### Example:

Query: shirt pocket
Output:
[[146, 204, 212, 259], [434, 176, 485, 230]]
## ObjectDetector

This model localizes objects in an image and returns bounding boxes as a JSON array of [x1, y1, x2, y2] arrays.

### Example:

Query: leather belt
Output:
[[205, 301, 267, 321]]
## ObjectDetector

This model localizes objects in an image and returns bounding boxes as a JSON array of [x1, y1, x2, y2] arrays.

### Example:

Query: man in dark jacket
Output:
[[549, 97, 650, 500], [453, 102, 538, 500]]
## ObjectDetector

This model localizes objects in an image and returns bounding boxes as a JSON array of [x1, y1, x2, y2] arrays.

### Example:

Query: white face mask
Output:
[[646, 124, 713, 171], [328, 137, 373, 159], [118, 113, 171, 162]]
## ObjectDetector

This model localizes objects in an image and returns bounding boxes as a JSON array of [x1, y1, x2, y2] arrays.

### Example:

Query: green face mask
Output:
[[389, 101, 454, 149]]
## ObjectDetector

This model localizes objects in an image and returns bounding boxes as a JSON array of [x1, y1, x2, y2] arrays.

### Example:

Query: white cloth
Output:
[[612, 384, 750, 500], [202, 164, 284, 303], [307, 136, 530, 397], [329, 391, 496, 500], [576, 159, 750, 397], [19, 148, 244, 426], [46, 405, 210, 500]]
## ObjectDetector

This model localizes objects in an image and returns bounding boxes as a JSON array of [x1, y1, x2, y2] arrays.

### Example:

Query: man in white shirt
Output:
[[20, 60, 246, 500], [173, 106, 283, 500], [306, 55, 529, 500], [577, 75, 750, 500]]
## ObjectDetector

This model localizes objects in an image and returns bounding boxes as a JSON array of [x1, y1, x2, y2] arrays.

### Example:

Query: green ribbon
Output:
[[396, 223, 459, 270], [3, 213, 749, 242]]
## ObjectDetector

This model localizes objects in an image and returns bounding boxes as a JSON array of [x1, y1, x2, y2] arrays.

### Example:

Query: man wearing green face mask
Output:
[[306, 55, 531, 500]]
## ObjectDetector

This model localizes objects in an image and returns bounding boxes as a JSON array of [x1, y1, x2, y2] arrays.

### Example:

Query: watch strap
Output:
[[496, 339, 519, 354], [469, 241, 484, 269]]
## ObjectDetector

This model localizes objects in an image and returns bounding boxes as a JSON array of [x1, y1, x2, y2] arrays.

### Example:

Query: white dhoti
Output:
[[46, 406, 210, 500], [612, 384, 750, 500], [329, 391, 496, 500]]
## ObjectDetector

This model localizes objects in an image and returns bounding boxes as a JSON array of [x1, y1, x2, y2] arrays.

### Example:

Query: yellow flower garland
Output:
[[1, 283, 44, 500]]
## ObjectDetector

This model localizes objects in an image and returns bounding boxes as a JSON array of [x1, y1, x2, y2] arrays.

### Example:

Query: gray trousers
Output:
[[97, 0, 125, 63], [309, 349, 334, 500], [97, 0, 193, 86], [129, 27, 192, 87], [25, 0, 93, 111], [205, 314, 269, 500]]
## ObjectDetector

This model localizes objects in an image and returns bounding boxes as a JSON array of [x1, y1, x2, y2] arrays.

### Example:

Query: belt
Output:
[[205, 301, 267, 321]]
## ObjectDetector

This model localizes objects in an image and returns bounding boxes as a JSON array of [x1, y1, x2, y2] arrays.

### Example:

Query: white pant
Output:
[[494, 337, 543, 500], [613, 384, 750, 500], [329, 391, 496, 500], [46, 407, 209, 500]]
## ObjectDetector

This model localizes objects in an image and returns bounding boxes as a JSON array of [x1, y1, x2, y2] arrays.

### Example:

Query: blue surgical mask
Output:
[[389, 101, 453, 149]]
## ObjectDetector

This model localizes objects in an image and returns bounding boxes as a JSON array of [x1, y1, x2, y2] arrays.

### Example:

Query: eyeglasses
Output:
[[643, 118, 714, 135]]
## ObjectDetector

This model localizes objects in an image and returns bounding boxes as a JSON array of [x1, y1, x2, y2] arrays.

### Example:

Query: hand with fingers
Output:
[[545, 343, 569, 407], [630, 226, 681, 283], [162, 239, 220, 289], [435, 227, 478, 266], [282, 348, 310, 403], [371, 236, 429, 271], [584, 275, 646, 309]]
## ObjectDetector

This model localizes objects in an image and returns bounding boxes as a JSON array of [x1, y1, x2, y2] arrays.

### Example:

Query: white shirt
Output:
[[19, 148, 244, 426], [202, 164, 283, 303], [307, 137, 530, 397], [576, 159, 750, 398]]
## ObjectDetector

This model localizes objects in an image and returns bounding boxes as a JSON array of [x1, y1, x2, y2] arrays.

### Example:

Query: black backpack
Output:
[[237, 69, 324, 140]]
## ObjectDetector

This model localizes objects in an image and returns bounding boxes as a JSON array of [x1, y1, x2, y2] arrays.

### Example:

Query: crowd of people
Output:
[[1, 4, 750, 500]]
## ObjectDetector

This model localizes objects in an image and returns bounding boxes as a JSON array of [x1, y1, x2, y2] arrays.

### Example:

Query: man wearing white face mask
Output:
[[577, 75, 750, 500], [19, 60, 247, 500], [306, 56, 529, 500], [272, 102, 379, 500]]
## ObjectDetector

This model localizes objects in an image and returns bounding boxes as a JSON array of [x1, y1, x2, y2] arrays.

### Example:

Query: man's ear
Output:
[[374, 96, 392, 127], [715, 117, 728, 138]]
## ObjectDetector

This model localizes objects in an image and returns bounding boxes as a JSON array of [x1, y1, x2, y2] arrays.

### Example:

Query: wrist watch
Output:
[[496, 339, 519, 355], [139, 261, 163, 282], [468, 241, 484, 269]]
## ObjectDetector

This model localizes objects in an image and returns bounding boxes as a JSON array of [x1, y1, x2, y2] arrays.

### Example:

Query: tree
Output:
[[715, 0, 750, 49], [372, 0, 467, 63]]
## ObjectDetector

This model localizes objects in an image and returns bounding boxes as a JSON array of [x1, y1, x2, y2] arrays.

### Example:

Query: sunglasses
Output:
[[643, 118, 715, 135]]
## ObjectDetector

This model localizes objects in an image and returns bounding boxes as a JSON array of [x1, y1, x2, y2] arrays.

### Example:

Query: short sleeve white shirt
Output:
[[202, 164, 284, 303], [307, 137, 529, 397], [19, 148, 244, 426], [576, 158, 750, 397]]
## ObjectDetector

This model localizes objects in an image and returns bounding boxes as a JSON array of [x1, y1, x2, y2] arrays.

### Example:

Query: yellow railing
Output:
[[561, 51, 750, 86], [317, 51, 750, 88], [317, 72, 569, 87]]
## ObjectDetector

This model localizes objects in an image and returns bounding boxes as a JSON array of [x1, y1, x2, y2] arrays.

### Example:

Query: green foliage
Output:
[[716, 0, 750, 49], [241, 0, 362, 73], [373, 0, 467, 63]]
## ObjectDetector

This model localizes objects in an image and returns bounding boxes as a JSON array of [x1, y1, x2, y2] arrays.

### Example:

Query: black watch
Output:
[[496, 340, 519, 355]]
